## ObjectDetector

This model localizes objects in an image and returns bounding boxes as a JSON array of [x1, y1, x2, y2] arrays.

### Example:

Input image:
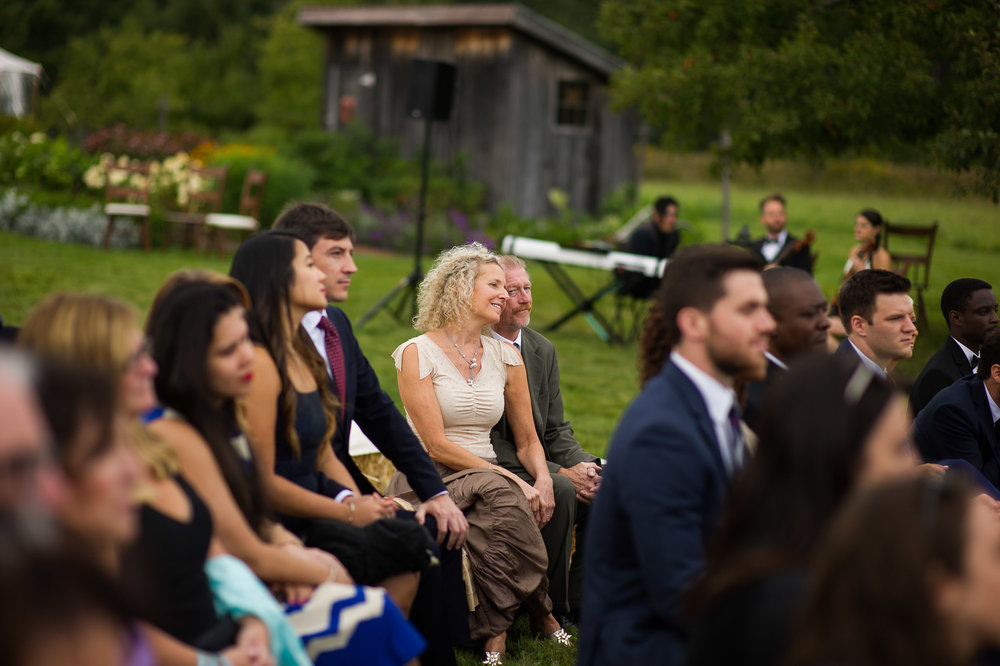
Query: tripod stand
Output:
[[356, 113, 434, 328]]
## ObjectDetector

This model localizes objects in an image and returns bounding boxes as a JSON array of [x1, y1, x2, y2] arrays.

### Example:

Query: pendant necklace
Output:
[[444, 330, 481, 386]]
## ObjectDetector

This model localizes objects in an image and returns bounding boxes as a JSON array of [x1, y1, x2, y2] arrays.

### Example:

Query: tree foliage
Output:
[[599, 0, 1000, 199]]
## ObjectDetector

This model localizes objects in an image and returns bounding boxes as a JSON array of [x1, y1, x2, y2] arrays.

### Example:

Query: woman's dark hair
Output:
[[146, 279, 267, 533], [690, 353, 897, 613], [229, 231, 337, 457], [34, 361, 116, 480], [858, 208, 884, 249], [785, 475, 974, 666]]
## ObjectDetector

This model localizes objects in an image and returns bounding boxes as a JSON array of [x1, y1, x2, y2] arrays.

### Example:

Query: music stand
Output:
[[357, 59, 453, 328], [356, 114, 433, 328]]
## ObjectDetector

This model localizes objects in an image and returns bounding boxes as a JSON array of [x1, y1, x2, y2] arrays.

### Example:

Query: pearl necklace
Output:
[[444, 330, 481, 386]]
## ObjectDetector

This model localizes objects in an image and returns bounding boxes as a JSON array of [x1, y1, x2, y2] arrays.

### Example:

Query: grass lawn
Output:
[[1, 178, 997, 666]]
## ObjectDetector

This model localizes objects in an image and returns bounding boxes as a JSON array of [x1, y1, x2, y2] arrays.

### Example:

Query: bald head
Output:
[[763, 268, 830, 363]]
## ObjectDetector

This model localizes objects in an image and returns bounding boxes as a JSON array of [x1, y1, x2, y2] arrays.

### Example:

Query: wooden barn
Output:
[[298, 3, 637, 218]]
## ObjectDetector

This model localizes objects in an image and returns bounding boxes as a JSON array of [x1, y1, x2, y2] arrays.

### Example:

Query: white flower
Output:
[[29, 132, 46, 144], [83, 165, 106, 189]]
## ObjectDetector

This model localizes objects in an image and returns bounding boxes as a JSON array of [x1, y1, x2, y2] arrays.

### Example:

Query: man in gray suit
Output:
[[490, 254, 601, 627]]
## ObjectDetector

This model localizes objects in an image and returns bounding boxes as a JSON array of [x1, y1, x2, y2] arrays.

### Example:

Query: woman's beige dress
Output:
[[386, 334, 551, 640]]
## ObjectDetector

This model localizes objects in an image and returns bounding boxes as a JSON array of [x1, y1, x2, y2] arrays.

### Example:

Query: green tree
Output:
[[599, 0, 1000, 199]]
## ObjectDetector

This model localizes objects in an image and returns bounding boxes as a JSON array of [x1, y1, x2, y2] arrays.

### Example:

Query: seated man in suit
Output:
[[578, 245, 774, 666], [273, 202, 469, 664], [749, 193, 813, 273], [832, 269, 917, 378], [490, 254, 601, 628], [910, 278, 999, 416], [619, 195, 681, 299], [914, 329, 1000, 490], [743, 267, 830, 433]]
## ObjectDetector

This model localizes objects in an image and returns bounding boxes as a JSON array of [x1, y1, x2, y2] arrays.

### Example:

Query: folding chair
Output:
[[204, 168, 268, 257], [883, 220, 939, 331], [162, 164, 229, 250], [102, 162, 152, 251]]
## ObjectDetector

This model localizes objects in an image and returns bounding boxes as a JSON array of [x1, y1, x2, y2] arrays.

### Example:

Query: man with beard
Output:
[[910, 278, 999, 416], [743, 267, 831, 434], [833, 269, 917, 379], [578, 245, 774, 666], [490, 254, 600, 628]]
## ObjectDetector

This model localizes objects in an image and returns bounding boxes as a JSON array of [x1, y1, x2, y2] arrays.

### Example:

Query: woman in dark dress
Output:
[[685, 354, 923, 666], [229, 232, 429, 612]]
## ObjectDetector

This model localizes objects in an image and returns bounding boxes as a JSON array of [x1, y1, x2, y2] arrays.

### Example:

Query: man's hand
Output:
[[557, 462, 602, 505], [230, 616, 274, 666], [348, 493, 396, 526], [415, 493, 469, 549]]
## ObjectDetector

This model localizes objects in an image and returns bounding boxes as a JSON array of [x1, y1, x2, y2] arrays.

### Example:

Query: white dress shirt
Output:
[[671, 351, 742, 475]]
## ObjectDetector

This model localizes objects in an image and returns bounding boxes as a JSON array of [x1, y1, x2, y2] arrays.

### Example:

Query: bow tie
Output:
[[971, 354, 980, 372]]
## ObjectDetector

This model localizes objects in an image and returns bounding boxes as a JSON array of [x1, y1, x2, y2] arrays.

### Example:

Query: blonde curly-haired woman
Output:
[[386, 242, 571, 664]]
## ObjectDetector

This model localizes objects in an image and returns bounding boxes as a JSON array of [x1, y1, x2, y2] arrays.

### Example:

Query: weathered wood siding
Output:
[[319, 25, 634, 218]]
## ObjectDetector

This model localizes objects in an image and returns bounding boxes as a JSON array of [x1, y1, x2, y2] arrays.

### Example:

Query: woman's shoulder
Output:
[[392, 333, 436, 373], [482, 335, 521, 366]]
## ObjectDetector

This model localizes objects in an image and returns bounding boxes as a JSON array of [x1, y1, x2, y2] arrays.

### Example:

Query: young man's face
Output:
[[311, 236, 357, 303], [954, 288, 999, 348], [760, 200, 787, 236], [862, 293, 918, 362], [703, 270, 775, 382]]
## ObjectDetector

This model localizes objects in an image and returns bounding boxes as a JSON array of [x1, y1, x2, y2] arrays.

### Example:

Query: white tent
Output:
[[0, 47, 42, 118]]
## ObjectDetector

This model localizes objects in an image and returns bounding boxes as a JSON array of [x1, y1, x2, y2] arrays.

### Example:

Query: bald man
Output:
[[743, 268, 830, 433]]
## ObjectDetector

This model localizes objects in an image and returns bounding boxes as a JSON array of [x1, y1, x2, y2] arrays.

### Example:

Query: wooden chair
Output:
[[102, 162, 152, 251], [883, 220, 939, 331], [204, 168, 268, 257], [162, 165, 229, 250]]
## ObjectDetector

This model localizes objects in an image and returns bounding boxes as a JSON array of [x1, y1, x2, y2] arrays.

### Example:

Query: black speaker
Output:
[[406, 59, 456, 121]]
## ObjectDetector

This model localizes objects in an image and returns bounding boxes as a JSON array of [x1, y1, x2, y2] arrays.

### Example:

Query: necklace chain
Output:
[[444, 331, 481, 386]]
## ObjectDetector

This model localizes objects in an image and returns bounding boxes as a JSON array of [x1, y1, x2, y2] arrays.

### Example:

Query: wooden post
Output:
[[719, 129, 733, 242]]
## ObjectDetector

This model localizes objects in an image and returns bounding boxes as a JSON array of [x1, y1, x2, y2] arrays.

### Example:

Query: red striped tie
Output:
[[318, 316, 346, 414]]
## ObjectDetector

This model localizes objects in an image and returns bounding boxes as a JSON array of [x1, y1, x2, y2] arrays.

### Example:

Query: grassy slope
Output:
[[1, 179, 997, 666]]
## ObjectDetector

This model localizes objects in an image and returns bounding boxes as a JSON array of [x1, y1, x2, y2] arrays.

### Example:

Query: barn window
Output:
[[556, 81, 589, 126]]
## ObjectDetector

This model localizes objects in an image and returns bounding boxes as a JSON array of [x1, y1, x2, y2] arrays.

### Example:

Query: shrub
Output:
[[83, 124, 208, 161], [207, 144, 316, 226], [0, 130, 95, 194], [0, 188, 131, 247]]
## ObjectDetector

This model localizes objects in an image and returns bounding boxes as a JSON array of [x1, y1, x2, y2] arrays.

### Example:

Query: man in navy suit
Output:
[[910, 278, 998, 416], [274, 202, 468, 663], [832, 269, 916, 379], [748, 193, 813, 273], [915, 329, 1000, 489], [578, 245, 775, 666]]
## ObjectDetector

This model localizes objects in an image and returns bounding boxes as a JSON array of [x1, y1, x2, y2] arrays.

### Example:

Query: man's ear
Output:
[[990, 363, 1000, 384], [676, 306, 707, 342], [948, 309, 963, 330], [849, 314, 868, 338]]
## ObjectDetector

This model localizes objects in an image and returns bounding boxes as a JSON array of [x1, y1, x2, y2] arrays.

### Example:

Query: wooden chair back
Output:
[[884, 220, 939, 290], [105, 162, 150, 206], [238, 168, 268, 220], [883, 220, 939, 330], [185, 164, 229, 214]]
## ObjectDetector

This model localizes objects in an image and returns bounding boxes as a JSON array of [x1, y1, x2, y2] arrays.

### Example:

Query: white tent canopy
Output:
[[0, 46, 42, 118]]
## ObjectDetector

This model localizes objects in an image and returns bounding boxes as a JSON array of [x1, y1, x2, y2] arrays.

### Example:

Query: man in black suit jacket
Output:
[[743, 268, 830, 433], [914, 329, 1000, 489], [274, 202, 469, 663], [749, 193, 814, 273], [910, 278, 998, 416], [490, 255, 601, 625], [619, 195, 681, 298], [832, 269, 916, 379], [579, 245, 774, 666]]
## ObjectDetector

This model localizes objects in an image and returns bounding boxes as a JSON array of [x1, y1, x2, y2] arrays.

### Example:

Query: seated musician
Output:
[[619, 196, 681, 299], [748, 193, 814, 274]]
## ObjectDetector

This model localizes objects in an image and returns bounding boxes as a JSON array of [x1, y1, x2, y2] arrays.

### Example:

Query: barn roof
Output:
[[298, 3, 624, 77]]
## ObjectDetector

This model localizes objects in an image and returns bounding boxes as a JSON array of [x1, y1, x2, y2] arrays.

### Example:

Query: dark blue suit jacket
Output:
[[914, 375, 1000, 489], [910, 337, 972, 417], [324, 306, 446, 502], [578, 360, 729, 666]]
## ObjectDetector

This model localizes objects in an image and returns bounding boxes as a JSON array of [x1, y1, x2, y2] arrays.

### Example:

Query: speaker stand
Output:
[[357, 113, 433, 328]]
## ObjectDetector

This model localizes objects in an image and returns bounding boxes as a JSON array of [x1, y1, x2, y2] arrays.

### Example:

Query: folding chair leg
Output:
[[103, 216, 114, 249], [142, 218, 151, 252]]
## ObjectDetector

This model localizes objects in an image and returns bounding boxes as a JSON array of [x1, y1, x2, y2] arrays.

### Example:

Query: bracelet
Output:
[[345, 499, 355, 525]]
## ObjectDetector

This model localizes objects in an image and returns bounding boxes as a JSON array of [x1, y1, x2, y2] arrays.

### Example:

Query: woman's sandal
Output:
[[545, 628, 573, 646], [482, 651, 505, 665]]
